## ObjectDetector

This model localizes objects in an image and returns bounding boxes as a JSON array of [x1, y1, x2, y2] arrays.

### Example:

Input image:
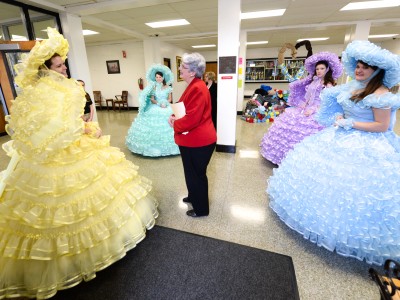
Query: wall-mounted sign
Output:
[[219, 56, 236, 74]]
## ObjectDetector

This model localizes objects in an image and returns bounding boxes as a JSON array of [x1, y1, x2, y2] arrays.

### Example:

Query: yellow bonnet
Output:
[[14, 27, 69, 88]]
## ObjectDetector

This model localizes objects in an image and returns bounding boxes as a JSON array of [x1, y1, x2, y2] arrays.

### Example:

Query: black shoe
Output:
[[183, 197, 191, 203], [369, 268, 393, 300], [186, 209, 208, 217]]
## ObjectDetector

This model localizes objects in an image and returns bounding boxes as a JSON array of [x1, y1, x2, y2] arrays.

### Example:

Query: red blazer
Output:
[[174, 78, 217, 147]]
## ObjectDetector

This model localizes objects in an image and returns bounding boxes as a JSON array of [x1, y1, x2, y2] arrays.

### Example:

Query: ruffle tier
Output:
[[126, 105, 179, 157], [267, 126, 400, 265], [7, 75, 85, 162], [0, 134, 158, 299], [260, 107, 324, 165]]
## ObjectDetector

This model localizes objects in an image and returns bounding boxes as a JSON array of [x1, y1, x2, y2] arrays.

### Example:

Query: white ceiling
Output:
[[2, 0, 400, 50]]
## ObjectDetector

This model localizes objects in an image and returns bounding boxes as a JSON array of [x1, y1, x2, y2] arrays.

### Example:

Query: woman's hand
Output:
[[303, 109, 313, 116], [299, 102, 307, 109], [335, 118, 354, 130], [84, 122, 102, 138], [168, 115, 176, 127], [335, 114, 344, 121], [93, 127, 102, 138]]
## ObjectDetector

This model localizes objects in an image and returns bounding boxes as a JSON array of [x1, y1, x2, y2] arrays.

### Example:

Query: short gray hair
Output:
[[182, 52, 206, 78]]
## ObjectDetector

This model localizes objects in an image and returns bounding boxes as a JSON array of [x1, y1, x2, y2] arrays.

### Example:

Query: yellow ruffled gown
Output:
[[0, 71, 158, 299]]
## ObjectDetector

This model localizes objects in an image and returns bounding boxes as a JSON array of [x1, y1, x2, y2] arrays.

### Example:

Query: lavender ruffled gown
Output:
[[260, 76, 326, 165]]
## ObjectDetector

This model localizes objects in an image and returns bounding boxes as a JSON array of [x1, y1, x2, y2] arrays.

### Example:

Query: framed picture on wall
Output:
[[176, 56, 183, 81], [164, 57, 171, 69], [106, 60, 120, 74]]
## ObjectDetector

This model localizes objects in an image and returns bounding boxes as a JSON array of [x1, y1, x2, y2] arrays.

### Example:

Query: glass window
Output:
[[0, 2, 26, 41], [8, 24, 28, 41], [29, 10, 58, 40]]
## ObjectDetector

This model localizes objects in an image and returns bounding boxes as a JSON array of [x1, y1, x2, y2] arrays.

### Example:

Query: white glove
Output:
[[335, 118, 354, 130]]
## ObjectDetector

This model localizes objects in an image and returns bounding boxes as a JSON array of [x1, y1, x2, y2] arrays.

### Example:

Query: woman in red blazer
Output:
[[169, 53, 217, 217]]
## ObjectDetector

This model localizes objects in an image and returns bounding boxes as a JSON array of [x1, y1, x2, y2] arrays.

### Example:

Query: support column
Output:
[[344, 21, 371, 45], [59, 12, 97, 120], [143, 37, 162, 79], [237, 30, 247, 113], [216, 0, 241, 153], [343, 21, 371, 83]]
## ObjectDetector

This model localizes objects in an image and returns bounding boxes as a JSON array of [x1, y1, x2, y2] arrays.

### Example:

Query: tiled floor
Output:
[[2, 108, 398, 300]]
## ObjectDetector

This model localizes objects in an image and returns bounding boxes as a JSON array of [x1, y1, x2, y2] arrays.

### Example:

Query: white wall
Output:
[[86, 41, 145, 107], [86, 41, 190, 107], [381, 40, 400, 55], [159, 42, 191, 103], [85, 40, 400, 106], [199, 50, 218, 62]]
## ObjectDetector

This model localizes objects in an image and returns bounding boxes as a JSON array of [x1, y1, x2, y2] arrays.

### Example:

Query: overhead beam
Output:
[[65, 0, 186, 15], [245, 18, 400, 33], [25, 0, 66, 11], [82, 16, 148, 39]]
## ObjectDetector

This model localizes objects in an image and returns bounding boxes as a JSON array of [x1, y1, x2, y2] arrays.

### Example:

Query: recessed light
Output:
[[341, 0, 400, 11], [241, 9, 285, 20], [297, 37, 329, 42], [83, 30, 99, 36], [368, 34, 399, 38], [145, 19, 190, 28], [192, 44, 216, 48], [41, 28, 99, 36], [246, 41, 268, 45]]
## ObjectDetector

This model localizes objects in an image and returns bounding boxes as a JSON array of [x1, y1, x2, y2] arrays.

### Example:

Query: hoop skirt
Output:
[[260, 107, 324, 164], [126, 85, 179, 157], [267, 84, 400, 265], [0, 74, 158, 299], [260, 76, 325, 165]]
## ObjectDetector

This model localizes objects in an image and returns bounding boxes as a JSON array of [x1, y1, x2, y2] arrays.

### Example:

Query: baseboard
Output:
[[216, 143, 236, 153], [96, 106, 138, 111]]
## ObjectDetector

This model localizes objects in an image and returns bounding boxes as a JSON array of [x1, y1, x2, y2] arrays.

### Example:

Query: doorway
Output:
[[205, 61, 218, 80], [0, 41, 36, 134]]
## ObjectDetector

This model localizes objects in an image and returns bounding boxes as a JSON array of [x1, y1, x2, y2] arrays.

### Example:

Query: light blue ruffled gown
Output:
[[126, 83, 180, 156], [267, 81, 400, 265]]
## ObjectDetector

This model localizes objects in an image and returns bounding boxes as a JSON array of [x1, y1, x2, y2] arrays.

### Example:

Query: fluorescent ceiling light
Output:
[[42, 28, 99, 36], [369, 34, 399, 38], [297, 37, 329, 42], [246, 41, 268, 45], [145, 19, 190, 28], [341, 0, 400, 11], [83, 29, 99, 36], [192, 44, 216, 48], [241, 9, 285, 19]]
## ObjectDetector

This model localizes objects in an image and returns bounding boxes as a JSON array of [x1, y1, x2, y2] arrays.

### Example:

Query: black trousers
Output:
[[179, 143, 216, 215]]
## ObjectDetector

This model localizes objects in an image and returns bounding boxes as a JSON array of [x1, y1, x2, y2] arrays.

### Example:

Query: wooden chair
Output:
[[114, 90, 128, 111], [93, 91, 103, 110]]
